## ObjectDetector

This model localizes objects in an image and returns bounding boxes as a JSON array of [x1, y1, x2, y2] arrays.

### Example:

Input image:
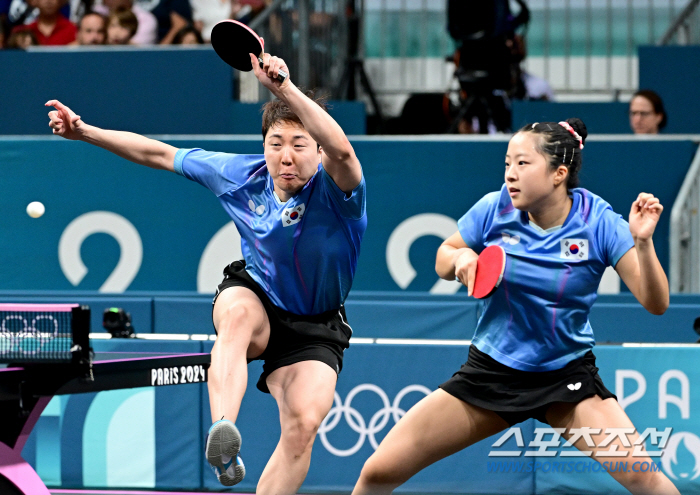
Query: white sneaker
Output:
[[205, 420, 245, 486]]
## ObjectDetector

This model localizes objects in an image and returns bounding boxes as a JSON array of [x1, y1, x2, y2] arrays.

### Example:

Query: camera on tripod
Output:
[[447, 0, 530, 133]]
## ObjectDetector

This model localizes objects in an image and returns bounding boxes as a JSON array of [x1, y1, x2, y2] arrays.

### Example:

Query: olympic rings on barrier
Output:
[[318, 383, 432, 457]]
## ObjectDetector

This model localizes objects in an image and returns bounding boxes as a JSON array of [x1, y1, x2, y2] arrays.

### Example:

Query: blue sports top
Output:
[[174, 149, 367, 315], [459, 184, 635, 371]]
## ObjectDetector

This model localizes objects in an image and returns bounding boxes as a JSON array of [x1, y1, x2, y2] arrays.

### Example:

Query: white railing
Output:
[[670, 142, 700, 292], [362, 0, 695, 103]]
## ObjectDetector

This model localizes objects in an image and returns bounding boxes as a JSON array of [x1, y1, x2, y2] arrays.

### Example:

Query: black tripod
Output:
[[336, 0, 384, 127], [447, 38, 513, 134]]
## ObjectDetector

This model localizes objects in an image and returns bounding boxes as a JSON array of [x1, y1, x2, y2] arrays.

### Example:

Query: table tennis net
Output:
[[0, 304, 90, 363]]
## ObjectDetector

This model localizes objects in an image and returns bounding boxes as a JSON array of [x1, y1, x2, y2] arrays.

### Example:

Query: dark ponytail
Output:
[[518, 118, 588, 189]]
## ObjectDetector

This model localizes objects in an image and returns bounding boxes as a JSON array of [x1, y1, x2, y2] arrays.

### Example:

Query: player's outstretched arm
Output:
[[46, 100, 177, 172], [250, 53, 362, 194], [615, 192, 669, 315], [436, 231, 479, 296]]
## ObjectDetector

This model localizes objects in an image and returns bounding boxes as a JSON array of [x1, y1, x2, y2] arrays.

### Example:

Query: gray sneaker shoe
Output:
[[205, 419, 245, 486]]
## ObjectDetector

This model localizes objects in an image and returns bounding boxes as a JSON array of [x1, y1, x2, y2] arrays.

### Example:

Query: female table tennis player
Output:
[[351, 119, 679, 495]]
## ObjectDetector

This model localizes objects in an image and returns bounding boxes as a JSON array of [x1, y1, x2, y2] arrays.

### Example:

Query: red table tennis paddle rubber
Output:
[[472, 245, 506, 299]]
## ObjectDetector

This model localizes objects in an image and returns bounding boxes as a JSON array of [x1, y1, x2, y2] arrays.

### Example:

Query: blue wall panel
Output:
[[512, 101, 631, 134], [639, 46, 700, 134], [22, 340, 700, 494], [0, 48, 365, 136], [0, 138, 694, 296]]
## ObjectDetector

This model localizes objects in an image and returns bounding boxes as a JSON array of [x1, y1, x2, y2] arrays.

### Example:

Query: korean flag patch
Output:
[[282, 203, 305, 227], [560, 239, 589, 261]]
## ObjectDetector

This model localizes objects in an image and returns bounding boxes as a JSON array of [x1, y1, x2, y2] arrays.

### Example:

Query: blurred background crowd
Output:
[[0, 0, 695, 136]]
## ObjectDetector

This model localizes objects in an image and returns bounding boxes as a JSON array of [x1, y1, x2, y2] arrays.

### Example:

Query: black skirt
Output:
[[440, 345, 616, 426]]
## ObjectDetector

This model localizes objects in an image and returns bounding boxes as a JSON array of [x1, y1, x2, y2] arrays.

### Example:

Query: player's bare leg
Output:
[[206, 286, 270, 486], [547, 396, 680, 495], [256, 360, 338, 495], [352, 389, 509, 495], [210, 286, 270, 422]]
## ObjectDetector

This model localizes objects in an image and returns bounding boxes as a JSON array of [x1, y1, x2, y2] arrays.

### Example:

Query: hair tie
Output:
[[558, 121, 584, 149], [531, 122, 539, 129]]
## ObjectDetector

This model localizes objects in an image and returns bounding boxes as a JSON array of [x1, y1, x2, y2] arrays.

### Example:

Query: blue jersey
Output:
[[459, 185, 634, 371], [174, 149, 367, 315]]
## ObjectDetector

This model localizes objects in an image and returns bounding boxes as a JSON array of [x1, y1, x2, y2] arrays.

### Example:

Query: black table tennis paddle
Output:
[[211, 20, 288, 83]]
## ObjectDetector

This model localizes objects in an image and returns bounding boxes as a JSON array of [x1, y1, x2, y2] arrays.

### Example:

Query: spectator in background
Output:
[[11, 0, 76, 44], [6, 25, 36, 45], [509, 33, 554, 101], [93, 0, 156, 44], [172, 22, 202, 43], [629, 89, 667, 135], [189, 0, 264, 42], [189, 0, 232, 43], [133, 0, 192, 44], [106, 7, 136, 43], [0, 15, 7, 46], [69, 10, 105, 44]]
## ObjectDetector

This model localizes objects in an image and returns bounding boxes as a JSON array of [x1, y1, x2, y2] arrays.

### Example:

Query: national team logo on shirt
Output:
[[282, 203, 306, 227], [501, 233, 521, 245], [560, 239, 589, 260], [248, 199, 265, 215]]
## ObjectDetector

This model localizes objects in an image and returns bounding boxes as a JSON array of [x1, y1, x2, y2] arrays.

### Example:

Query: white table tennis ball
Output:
[[26, 201, 45, 218]]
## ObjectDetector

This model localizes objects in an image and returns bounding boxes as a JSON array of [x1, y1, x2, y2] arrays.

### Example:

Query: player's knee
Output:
[[216, 302, 258, 339], [358, 453, 405, 489], [282, 412, 321, 455]]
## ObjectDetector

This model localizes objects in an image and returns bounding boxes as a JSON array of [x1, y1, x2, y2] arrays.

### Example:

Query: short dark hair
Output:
[[172, 24, 204, 44], [517, 118, 588, 189], [109, 10, 138, 37], [632, 89, 667, 130], [261, 90, 328, 140]]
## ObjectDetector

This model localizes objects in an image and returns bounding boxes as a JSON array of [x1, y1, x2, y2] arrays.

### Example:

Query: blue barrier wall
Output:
[[0, 137, 695, 294], [512, 101, 631, 134], [1, 292, 698, 343], [639, 46, 700, 135], [21, 339, 700, 494], [0, 48, 366, 135]]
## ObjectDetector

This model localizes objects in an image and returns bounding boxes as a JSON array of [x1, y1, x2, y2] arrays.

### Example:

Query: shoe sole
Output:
[[206, 422, 245, 486]]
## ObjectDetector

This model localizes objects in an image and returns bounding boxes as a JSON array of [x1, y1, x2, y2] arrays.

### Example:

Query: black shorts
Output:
[[213, 260, 352, 394], [439, 346, 616, 426]]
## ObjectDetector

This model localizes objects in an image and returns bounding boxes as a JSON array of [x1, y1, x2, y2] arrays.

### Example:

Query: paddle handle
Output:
[[258, 57, 288, 83]]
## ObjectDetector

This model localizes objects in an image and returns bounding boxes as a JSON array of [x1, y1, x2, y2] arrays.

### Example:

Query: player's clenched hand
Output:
[[454, 249, 479, 296], [45, 100, 84, 141], [629, 192, 663, 242], [250, 50, 290, 92]]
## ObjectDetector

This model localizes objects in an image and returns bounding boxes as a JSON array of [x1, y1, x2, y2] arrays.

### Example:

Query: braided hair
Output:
[[518, 118, 588, 189]]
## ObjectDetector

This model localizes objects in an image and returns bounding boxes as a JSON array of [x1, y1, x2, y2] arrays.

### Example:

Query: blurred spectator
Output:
[[447, 0, 530, 133], [509, 33, 554, 101], [93, 0, 156, 44], [0, 14, 8, 46], [69, 10, 105, 43], [106, 7, 136, 43], [2, 0, 88, 30], [189, 0, 265, 42], [172, 22, 202, 43], [629, 89, 667, 135], [6, 26, 37, 46], [133, 0, 192, 44], [11, 0, 77, 44], [191, 0, 231, 42]]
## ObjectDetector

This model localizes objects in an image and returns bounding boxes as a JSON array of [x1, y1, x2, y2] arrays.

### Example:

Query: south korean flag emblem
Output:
[[282, 203, 306, 227], [560, 239, 589, 261]]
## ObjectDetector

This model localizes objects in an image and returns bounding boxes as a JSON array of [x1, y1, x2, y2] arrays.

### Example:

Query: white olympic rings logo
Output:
[[318, 383, 432, 457], [0, 315, 60, 355]]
